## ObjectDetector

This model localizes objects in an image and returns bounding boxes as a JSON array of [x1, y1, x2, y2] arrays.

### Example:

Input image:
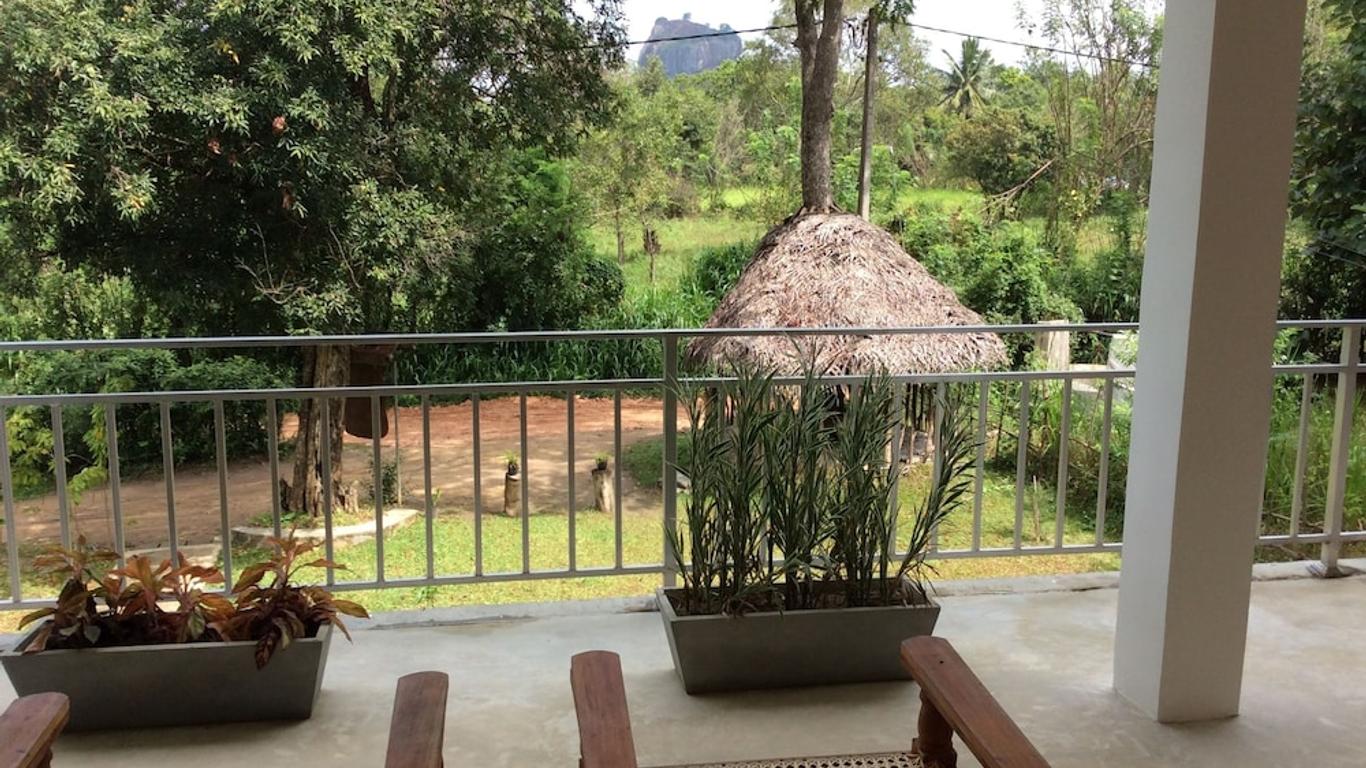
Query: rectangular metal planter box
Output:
[[1, 624, 332, 731], [658, 586, 939, 694]]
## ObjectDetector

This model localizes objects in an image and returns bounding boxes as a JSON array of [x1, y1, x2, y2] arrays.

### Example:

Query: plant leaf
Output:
[[17, 607, 55, 628]]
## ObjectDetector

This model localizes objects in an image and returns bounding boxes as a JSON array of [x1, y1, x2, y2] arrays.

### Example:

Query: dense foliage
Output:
[[0, 0, 629, 500], [1285, 0, 1366, 324]]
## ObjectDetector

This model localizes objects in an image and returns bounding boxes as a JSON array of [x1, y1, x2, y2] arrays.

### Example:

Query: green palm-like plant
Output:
[[942, 37, 994, 117], [667, 364, 979, 615]]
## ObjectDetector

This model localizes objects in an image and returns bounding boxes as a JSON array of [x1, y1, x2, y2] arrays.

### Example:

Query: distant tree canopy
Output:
[[0, 0, 626, 337]]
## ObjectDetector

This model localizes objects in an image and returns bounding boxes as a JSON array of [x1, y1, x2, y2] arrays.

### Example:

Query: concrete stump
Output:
[[503, 470, 520, 517], [592, 463, 615, 514]]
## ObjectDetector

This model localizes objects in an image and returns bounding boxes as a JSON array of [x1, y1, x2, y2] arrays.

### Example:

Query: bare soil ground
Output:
[[9, 396, 675, 549]]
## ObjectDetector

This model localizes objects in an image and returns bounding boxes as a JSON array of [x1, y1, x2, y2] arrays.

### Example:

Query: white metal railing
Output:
[[0, 321, 1363, 609]]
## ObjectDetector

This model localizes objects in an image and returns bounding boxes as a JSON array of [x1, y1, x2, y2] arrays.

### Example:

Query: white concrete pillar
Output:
[[1113, 0, 1307, 723]]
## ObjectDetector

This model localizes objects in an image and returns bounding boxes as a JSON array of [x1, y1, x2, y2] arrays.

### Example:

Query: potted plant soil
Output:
[[659, 365, 976, 693], [2, 533, 368, 730]]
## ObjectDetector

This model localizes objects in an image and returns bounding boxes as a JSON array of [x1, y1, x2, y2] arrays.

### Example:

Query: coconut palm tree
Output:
[[942, 37, 993, 117]]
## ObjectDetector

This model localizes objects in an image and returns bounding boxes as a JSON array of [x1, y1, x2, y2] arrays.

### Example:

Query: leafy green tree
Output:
[[945, 108, 1056, 198], [1285, 0, 1366, 323], [0, 0, 625, 515], [1024, 0, 1161, 247], [941, 38, 993, 117], [574, 60, 682, 275]]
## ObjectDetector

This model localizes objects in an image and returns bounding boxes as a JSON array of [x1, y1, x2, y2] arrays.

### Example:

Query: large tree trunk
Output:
[[795, 0, 845, 214], [288, 345, 351, 519]]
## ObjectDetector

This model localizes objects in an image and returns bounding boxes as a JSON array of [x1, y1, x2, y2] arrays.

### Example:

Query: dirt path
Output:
[[8, 396, 678, 549]]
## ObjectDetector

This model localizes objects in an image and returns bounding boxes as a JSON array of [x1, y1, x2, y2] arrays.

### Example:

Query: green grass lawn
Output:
[[0, 477, 1117, 631], [894, 187, 984, 212], [587, 212, 765, 300]]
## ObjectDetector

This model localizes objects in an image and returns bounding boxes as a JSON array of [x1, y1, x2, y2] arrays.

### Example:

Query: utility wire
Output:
[[618, 22, 799, 48], [603, 16, 1155, 70], [903, 20, 1156, 69]]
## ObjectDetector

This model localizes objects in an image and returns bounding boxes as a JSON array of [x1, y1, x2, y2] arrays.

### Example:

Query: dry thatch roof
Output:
[[688, 213, 1008, 374]]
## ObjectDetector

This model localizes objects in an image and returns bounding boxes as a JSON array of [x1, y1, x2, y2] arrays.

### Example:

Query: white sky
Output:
[[619, 0, 1056, 68]]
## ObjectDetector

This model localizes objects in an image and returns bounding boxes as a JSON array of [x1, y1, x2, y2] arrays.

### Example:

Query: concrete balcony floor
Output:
[[5, 571, 1365, 767]]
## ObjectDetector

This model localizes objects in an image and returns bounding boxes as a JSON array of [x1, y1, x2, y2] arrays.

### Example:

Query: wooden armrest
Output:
[[384, 671, 450, 768], [901, 637, 1050, 768], [570, 651, 639, 768], [0, 693, 70, 768]]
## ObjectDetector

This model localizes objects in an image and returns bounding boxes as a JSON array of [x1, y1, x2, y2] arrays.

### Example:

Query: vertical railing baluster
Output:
[[104, 405, 125, 566], [1, 406, 23, 602], [1095, 380, 1115, 547], [1055, 379, 1073, 548], [662, 335, 679, 585], [614, 389, 624, 570], [392, 364, 403, 507], [472, 394, 483, 577], [1320, 326, 1360, 576], [889, 404, 905, 556], [160, 402, 178, 563], [213, 400, 232, 587], [266, 398, 282, 539], [567, 391, 577, 573], [519, 392, 530, 575], [422, 395, 435, 581], [321, 399, 334, 586], [1289, 374, 1313, 540], [973, 380, 988, 552], [50, 405, 71, 547], [1013, 381, 1030, 550], [371, 394, 385, 584], [930, 382, 947, 552]]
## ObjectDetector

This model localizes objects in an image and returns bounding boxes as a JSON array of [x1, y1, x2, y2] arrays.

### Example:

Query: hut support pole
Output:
[[1113, 0, 1305, 723], [856, 9, 878, 220]]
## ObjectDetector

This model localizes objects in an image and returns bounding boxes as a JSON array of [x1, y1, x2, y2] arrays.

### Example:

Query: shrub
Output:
[[944, 108, 1056, 197], [833, 145, 915, 215], [4, 350, 289, 496], [686, 241, 754, 302]]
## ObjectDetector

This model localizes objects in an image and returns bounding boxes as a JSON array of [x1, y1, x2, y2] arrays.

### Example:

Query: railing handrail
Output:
[[2, 319, 1362, 609], [0, 318, 1361, 354], [0, 321, 1139, 352]]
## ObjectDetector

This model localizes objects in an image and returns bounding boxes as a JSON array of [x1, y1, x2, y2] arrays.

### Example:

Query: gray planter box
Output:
[[658, 585, 939, 693], [1, 624, 332, 731]]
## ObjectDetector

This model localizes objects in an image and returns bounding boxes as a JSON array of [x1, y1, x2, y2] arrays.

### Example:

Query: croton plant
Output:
[[18, 533, 368, 668]]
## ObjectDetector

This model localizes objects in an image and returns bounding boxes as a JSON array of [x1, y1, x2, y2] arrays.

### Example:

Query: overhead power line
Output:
[[603, 16, 1156, 70], [903, 20, 1156, 69], [618, 22, 799, 48]]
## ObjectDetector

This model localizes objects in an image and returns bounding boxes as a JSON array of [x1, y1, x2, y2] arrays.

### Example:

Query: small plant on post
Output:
[[502, 450, 520, 518]]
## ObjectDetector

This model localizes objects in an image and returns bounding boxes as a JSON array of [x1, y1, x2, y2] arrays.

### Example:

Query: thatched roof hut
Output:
[[688, 213, 1007, 374]]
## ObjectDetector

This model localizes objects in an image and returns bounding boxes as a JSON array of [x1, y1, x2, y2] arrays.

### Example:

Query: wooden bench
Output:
[[0, 693, 70, 768], [901, 636, 1049, 768], [384, 671, 450, 768], [571, 638, 1050, 768]]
